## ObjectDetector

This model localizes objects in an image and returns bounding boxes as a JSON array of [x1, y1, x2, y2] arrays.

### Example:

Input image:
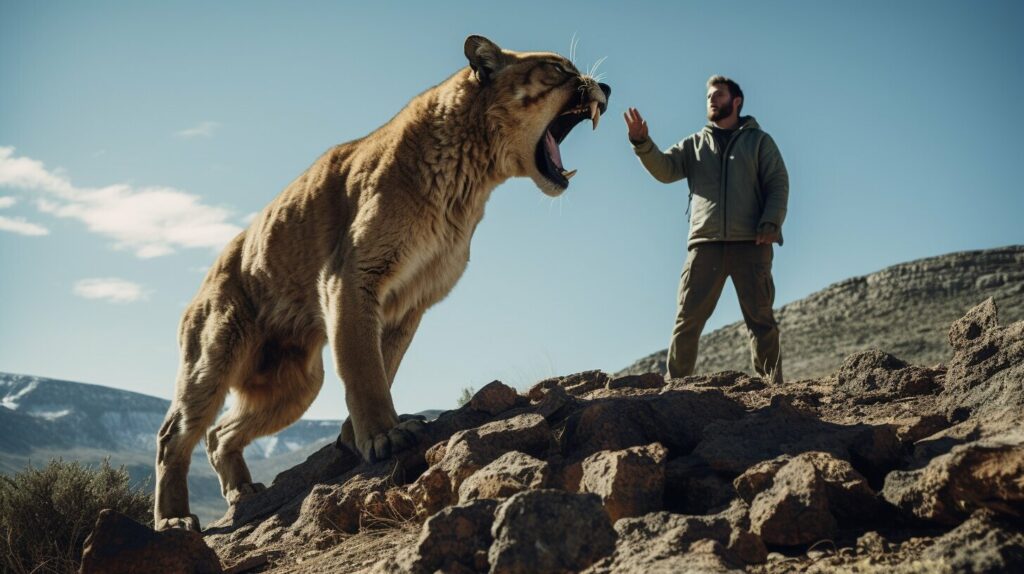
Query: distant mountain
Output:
[[619, 245, 1024, 380], [0, 373, 342, 459], [0, 372, 344, 523]]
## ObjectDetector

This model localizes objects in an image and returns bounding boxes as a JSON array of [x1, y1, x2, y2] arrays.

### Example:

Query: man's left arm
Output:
[[756, 134, 789, 245]]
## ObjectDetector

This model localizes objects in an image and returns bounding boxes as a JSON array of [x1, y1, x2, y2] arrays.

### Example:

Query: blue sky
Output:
[[1, 1, 1022, 420]]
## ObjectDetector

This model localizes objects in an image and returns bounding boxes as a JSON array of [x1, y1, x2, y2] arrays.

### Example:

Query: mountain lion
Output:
[[154, 35, 610, 531]]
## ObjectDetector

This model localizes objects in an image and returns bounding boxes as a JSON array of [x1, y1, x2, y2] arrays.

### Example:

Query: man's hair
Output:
[[707, 75, 744, 115]]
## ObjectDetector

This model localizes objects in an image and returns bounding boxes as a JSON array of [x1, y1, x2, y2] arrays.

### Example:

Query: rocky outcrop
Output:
[[79, 297, 1024, 573], [80, 510, 222, 574]]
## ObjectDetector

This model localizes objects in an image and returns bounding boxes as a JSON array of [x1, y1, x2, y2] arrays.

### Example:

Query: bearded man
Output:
[[624, 75, 789, 384]]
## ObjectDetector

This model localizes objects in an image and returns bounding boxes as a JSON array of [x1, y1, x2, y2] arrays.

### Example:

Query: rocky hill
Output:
[[81, 297, 1024, 573], [619, 245, 1024, 380]]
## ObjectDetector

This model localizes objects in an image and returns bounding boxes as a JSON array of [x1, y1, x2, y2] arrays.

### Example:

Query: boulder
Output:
[[586, 509, 764, 573], [580, 443, 668, 522], [489, 490, 616, 574], [409, 413, 553, 514], [380, 499, 498, 574], [735, 452, 881, 546], [562, 389, 745, 460], [882, 428, 1024, 524], [832, 349, 940, 399], [467, 380, 520, 416], [458, 451, 550, 503], [80, 510, 222, 574], [693, 396, 901, 481], [291, 465, 399, 536]]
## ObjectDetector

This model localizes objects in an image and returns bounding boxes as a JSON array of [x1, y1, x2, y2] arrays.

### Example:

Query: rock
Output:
[[580, 443, 668, 522], [882, 428, 1024, 524], [382, 499, 498, 574], [833, 349, 940, 399], [489, 490, 616, 574], [664, 456, 737, 514], [458, 451, 550, 503], [855, 531, 891, 555], [735, 452, 881, 546], [562, 389, 746, 460], [949, 298, 1000, 346], [409, 413, 553, 514], [424, 440, 447, 466], [406, 468, 450, 519], [920, 509, 1024, 573], [80, 510, 222, 574], [586, 510, 765, 572], [530, 382, 574, 419], [211, 442, 360, 530], [529, 370, 611, 399], [943, 298, 1024, 420], [693, 396, 901, 482], [896, 413, 951, 444], [362, 487, 417, 528], [291, 465, 399, 536], [468, 380, 519, 415], [606, 372, 665, 391]]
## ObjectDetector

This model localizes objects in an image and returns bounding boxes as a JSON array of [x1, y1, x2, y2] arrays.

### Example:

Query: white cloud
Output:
[[241, 211, 258, 224], [0, 196, 16, 209], [0, 146, 243, 258], [73, 278, 149, 303], [0, 148, 73, 194], [176, 121, 221, 139], [0, 215, 49, 236]]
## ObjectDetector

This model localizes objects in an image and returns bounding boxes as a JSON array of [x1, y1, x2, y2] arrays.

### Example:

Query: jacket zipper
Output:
[[720, 129, 742, 240]]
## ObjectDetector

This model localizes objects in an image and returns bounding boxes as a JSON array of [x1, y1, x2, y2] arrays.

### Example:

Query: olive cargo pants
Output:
[[667, 242, 783, 383]]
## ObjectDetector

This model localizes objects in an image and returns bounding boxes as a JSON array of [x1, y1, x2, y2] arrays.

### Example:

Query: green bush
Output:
[[456, 386, 475, 407], [0, 459, 152, 574]]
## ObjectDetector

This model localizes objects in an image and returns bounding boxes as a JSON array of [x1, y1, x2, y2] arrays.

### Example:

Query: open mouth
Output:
[[535, 89, 609, 189]]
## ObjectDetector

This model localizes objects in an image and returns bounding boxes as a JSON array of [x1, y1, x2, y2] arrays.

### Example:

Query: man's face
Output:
[[706, 84, 735, 122]]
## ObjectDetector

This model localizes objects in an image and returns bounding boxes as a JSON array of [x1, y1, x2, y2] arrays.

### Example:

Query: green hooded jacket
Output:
[[631, 116, 789, 248]]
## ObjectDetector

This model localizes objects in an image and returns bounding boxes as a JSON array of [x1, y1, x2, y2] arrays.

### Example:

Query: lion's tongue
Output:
[[544, 130, 563, 170]]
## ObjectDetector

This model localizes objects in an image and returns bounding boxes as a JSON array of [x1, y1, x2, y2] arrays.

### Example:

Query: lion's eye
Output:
[[548, 63, 571, 76]]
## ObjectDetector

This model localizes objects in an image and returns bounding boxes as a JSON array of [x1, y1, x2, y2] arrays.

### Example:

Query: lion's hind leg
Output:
[[206, 337, 324, 504]]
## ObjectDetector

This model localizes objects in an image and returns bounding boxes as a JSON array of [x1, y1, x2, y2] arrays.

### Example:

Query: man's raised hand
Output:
[[624, 107, 649, 143]]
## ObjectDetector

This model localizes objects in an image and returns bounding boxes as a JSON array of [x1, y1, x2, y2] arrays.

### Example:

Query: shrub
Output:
[[456, 386, 475, 407], [0, 458, 152, 574]]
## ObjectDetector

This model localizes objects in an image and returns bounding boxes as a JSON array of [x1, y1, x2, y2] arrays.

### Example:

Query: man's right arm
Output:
[[624, 107, 688, 184], [632, 137, 689, 184]]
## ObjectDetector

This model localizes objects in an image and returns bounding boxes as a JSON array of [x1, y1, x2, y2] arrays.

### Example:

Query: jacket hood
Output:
[[701, 115, 760, 134]]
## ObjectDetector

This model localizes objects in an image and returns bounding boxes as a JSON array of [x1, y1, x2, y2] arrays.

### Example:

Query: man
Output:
[[624, 75, 789, 384]]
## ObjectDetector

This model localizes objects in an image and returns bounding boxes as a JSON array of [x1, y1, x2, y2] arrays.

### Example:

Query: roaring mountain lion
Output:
[[154, 35, 611, 530]]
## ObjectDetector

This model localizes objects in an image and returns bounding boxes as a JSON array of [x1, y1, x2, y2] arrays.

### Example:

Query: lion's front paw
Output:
[[358, 417, 426, 463], [226, 482, 266, 505], [155, 514, 201, 532]]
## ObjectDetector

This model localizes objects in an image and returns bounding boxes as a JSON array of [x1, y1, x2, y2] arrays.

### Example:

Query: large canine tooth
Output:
[[590, 101, 600, 130], [561, 169, 577, 180]]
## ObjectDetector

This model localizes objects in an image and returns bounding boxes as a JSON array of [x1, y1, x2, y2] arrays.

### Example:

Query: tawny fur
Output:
[[153, 36, 609, 531]]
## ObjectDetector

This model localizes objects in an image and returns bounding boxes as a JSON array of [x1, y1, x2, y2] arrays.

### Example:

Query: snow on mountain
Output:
[[0, 372, 341, 459]]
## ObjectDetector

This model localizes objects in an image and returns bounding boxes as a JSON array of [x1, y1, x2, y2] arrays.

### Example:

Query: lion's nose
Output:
[[597, 82, 611, 112]]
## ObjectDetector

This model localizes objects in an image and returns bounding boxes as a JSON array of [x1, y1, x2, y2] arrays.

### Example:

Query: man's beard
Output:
[[707, 98, 734, 122]]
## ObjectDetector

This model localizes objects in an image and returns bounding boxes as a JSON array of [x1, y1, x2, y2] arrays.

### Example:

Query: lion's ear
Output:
[[464, 35, 506, 83]]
